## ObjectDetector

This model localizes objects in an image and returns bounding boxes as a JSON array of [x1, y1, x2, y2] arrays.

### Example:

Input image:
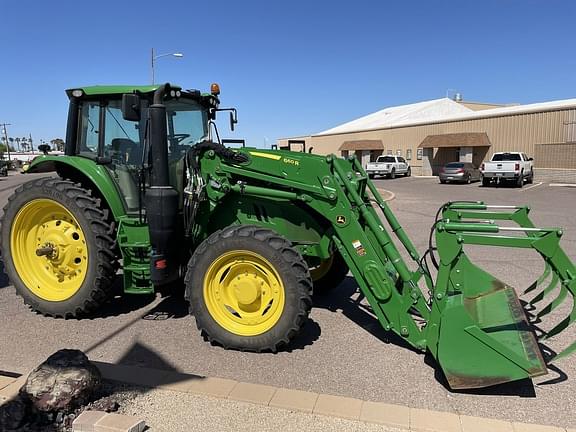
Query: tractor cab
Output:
[[64, 84, 219, 213]]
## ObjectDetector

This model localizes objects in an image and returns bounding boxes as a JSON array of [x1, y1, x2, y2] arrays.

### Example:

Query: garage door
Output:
[[534, 142, 576, 169]]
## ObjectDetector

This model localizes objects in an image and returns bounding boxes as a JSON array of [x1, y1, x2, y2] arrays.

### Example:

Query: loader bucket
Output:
[[433, 256, 547, 389], [426, 205, 576, 389]]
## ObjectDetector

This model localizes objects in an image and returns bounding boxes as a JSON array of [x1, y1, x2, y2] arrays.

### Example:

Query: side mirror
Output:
[[528, 157, 533, 161], [122, 94, 141, 121], [230, 110, 238, 131]]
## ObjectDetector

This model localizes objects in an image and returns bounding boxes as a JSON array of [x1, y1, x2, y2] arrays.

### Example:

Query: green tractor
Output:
[[2, 83, 575, 389]]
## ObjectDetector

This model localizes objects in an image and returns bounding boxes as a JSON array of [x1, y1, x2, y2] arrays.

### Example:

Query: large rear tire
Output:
[[310, 252, 349, 295], [0, 177, 117, 317], [185, 225, 312, 352]]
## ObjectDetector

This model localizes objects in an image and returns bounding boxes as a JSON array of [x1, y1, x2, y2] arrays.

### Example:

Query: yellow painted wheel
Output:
[[1, 178, 117, 317], [10, 198, 88, 302], [203, 250, 285, 336], [186, 225, 312, 352]]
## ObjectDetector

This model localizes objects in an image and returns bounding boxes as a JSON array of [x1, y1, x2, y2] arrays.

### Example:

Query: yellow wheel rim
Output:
[[310, 255, 334, 281], [10, 199, 88, 302], [203, 250, 285, 336]]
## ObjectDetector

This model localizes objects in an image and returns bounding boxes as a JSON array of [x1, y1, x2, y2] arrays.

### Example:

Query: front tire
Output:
[[0, 177, 117, 317], [405, 167, 411, 177], [185, 225, 312, 352], [390, 169, 396, 179]]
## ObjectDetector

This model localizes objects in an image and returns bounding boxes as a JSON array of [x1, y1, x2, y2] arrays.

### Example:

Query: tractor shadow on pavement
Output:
[[283, 319, 322, 352], [88, 276, 157, 319], [313, 276, 421, 354], [0, 258, 9, 289]]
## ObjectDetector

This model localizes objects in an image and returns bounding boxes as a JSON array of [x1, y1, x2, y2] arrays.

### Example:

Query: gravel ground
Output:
[[1, 173, 575, 428]]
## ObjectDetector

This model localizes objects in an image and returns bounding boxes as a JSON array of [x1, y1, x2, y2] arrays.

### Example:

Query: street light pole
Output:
[[151, 47, 155, 85], [151, 49, 184, 84]]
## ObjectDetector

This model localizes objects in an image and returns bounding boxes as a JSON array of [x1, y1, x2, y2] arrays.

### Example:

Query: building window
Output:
[[417, 148, 423, 160], [387, 149, 393, 155], [396, 149, 402, 156], [406, 149, 412, 160]]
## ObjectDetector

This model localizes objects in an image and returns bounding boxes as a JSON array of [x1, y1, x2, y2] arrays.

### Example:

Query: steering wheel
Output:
[[170, 133, 191, 144]]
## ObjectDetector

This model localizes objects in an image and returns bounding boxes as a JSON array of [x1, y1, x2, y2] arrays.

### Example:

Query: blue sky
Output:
[[1, 0, 575, 149]]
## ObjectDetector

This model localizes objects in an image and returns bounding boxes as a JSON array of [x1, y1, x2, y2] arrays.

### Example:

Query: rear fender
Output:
[[27, 155, 127, 219]]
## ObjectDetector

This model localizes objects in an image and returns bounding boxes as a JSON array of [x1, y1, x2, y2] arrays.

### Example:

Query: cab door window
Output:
[[78, 101, 100, 156], [103, 100, 143, 212], [103, 100, 142, 164]]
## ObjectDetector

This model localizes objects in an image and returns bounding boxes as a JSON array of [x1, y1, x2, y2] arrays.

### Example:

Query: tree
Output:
[[20, 137, 28, 152], [0, 144, 15, 153], [50, 138, 65, 151]]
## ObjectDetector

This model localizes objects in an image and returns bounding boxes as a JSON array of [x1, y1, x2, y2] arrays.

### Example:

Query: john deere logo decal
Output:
[[336, 215, 346, 225]]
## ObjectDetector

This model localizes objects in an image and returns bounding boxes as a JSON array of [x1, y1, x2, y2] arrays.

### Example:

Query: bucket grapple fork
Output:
[[441, 202, 576, 361]]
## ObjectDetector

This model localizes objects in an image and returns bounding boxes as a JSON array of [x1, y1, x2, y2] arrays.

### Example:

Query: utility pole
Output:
[[0, 123, 11, 161], [30, 133, 34, 154]]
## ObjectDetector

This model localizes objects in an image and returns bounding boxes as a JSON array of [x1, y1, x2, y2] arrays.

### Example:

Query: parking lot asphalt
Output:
[[1, 172, 575, 428]]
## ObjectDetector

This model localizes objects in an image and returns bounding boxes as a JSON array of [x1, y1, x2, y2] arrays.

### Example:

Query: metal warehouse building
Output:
[[277, 97, 576, 183]]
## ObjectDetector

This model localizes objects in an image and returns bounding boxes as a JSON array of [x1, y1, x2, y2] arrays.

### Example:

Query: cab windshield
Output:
[[165, 98, 209, 160]]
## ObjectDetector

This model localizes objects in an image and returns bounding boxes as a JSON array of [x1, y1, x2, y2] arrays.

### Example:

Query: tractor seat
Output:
[[111, 138, 139, 165]]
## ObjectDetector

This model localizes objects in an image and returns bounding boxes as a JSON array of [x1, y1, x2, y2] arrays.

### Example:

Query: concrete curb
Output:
[[3, 363, 568, 432], [376, 188, 396, 202], [549, 183, 576, 187]]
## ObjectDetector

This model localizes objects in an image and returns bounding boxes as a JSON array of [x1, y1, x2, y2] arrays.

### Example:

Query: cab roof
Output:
[[67, 85, 163, 97], [65, 84, 220, 106]]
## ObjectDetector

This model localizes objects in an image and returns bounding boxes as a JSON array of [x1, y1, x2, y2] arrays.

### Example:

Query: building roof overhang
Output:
[[419, 132, 491, 148], [339, 140, 384, 151]]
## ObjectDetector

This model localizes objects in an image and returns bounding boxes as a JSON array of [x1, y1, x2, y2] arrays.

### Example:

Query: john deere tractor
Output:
[[2, 83, 575, 389]]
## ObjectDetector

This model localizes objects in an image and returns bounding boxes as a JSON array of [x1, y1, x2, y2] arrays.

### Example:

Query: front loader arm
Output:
[[200, 147, 576, 389], [201, 149, 431, 350]]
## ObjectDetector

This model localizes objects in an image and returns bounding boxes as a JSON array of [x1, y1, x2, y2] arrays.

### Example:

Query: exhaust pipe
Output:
[[146, 83, 180, 285]]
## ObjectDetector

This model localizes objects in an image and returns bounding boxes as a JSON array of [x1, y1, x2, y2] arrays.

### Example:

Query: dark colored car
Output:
[[0, 161, 8, 177], [439, 162, 481, 184]]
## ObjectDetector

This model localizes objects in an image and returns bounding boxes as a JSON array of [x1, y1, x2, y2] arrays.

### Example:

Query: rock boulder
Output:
[[20, 349, 101, 412]]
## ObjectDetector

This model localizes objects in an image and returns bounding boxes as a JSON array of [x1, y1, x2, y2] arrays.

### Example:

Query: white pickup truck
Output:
[[481, 152, 534, 188], [366, 155, 411, 179]]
